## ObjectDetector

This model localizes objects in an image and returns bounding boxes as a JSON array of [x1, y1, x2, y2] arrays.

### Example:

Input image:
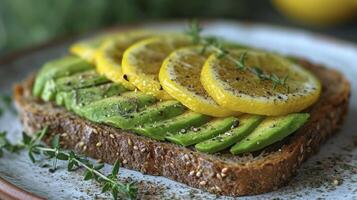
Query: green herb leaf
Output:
[[57, 152, 69, 160], [236, 51, 247, 70], [94, 163, 105, 170], [111, 159, 120, 176], [185, 20, 289, 89], [1, 127, 137, 199], [185, 19, 202, 44], [0, 131, 25, 158], [251, 67, 264, 79], [127, 182, 138, 200], [84, 170, 94, 180], [67, 160, 75, 171], [111, 186, 119, 200], [22, 132, 32, 145], [101, 182, 111, 193], [35, 127, 48, 142], [28, 150, 36, 163], [44, 150, 55, 158], [51, 135, 60, 148]]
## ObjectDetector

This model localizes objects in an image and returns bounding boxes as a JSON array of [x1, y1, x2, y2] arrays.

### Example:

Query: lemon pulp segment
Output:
[[122, 35, 192, 100], [160, 46, 237, 117], [95, 30, 156, 90], [201, 50, 321, 116]]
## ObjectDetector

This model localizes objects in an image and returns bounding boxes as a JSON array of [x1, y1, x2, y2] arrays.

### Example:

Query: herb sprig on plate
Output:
[[0, 131, 24, 157], [0, 128, 137, 200], [186, 20, 289, 90]]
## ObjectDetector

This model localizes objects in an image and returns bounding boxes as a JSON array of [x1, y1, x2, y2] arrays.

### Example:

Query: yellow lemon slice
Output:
[[70, 33, 119, 63], [95, 30, 156, 90], [201, 50, 321, 116], [273, 0, 357, 26], [160, 46, 236, 117], [122, 35, 192, 100]]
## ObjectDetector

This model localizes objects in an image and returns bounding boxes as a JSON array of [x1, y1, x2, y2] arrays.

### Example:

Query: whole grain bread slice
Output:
[[13, 59, 350, 196]]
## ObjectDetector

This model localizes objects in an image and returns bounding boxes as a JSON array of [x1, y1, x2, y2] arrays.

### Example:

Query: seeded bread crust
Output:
[[13, 59, 350, 196]]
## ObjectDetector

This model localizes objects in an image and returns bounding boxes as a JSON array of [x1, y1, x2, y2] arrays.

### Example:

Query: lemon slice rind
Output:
[[95, 30, 156, 90], [70, 33, 119, 63], [160, 47, 237, 117], [122, 35, 192, 100], [95, 40, 135, 90]]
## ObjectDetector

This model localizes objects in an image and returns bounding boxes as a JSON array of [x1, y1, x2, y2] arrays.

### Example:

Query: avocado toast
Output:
[[13, 28, 350, 197]]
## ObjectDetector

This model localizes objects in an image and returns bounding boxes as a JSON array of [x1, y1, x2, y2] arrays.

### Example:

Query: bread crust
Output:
[[13, 59, 351, 196]]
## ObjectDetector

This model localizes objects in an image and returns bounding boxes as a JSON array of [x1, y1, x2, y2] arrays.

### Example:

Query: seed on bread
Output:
[[300, 145, 304, 154], [215, 186, 222, 192], [199, 181, 207, 186], [127, 138, 132, 146], [196, 171, 202, 177], [221, 167, 229, 174], [92, 128, 98, 134], [78, 141, 84, 147]]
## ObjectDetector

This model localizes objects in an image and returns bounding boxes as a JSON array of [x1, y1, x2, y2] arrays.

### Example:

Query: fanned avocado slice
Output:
[[133, 112, 210, 141], [56, 83, 128, 111], [78, 92, 156, 120], [195, 115, 264, 153], [166, 117, 238, 146], [230, 113, 309, 155], [41, 70, 110, 101], [33, 56, 93, 97], [104, 100, 186, 130]]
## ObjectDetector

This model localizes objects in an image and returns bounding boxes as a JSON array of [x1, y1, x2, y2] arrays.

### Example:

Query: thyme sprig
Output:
[[1, 128, 137, 200], [186, 20, 289, 90], [0, 131, 24, 157]]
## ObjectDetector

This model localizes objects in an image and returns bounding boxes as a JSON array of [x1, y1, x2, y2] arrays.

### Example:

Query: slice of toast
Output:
[[13, 58, 350, 196]]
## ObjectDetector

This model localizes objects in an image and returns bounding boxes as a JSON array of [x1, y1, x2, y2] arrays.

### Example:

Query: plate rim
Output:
[[0, 19, 355, 199]]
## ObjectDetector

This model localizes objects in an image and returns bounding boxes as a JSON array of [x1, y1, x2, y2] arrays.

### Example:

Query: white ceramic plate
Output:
[[0, 20, 356, 200]]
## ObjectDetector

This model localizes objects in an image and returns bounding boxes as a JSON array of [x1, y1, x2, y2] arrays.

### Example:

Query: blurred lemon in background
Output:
[[272, 0, 357, 26]]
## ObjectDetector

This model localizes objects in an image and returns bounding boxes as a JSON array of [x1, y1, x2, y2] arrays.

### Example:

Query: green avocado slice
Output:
[[41, 70, 110, 101], [56, 83, 128, 110], [230, 113, 309, 155], [33, 56, 93, 97], [166, 116, 238, 146], [133, 112, 210, 141], [55, 70, 109, 91], [104, 100, 186, 130], [195, 115, 264, 153], [78, 92, 156, 119]]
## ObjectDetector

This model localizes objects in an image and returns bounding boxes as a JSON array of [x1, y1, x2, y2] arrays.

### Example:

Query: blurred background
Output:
[[0, 0, 356, 56]]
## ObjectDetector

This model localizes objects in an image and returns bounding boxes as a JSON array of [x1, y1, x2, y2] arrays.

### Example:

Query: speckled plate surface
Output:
[[0, 20, 356, 200]]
